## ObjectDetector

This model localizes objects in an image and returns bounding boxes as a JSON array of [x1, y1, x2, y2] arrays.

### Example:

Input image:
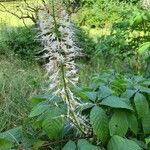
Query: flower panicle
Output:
[[37, 6, 90, 134]]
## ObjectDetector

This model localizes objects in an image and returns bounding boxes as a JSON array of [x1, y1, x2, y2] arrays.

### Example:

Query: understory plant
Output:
[[95, 8, 150, 73], [0, 24, 41, 60], [1, 71, 150, 149], [1, 1, 150, 150]]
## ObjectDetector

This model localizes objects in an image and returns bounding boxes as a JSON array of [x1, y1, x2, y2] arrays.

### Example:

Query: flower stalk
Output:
[[37, 0, 88, 134]]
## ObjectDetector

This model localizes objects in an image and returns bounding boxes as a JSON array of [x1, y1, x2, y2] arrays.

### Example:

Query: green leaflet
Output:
[[0, 127, 22, 144], [142, 80, 150, 86], [31, 95, 48, 106], [107, 135, 142, 150], [90, 106, 109, 143], [101, 96, 133, 110], [42, 116, 64, 140], [29, 102, 50, 118], [109, 110, 128, 136], [42, 107, 65, 140], [62, 140, 76, 150], [97, 85, 112, 100], [139, 86, 150, 94], [62, 139, 101, 150], [121, 90, 137, 99], [84, 91, 97, 101], [127, 112, 138, 135], [32, 103, 66, 140], [142, 110, 150, 134], [134, 93, 149, 118], [78, 139, 101, 150], [130, 138, 146, 149]]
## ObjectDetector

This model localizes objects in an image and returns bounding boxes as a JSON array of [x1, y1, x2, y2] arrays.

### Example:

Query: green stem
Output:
[[60, 63, 85, 134], [51, 0, 59, 35], [50, 0, 85, 134]]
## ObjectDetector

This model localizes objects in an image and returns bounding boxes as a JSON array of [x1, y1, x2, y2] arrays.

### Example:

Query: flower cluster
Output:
[[142, 0, 150, 9], [38, 8, 81, 94], [37, 6, 90, 134]]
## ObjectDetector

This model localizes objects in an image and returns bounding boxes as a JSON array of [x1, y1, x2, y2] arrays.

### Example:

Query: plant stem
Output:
[[60, 63, 86, 134], [51, 0, 59, 35], [51, 0, 85, 134]]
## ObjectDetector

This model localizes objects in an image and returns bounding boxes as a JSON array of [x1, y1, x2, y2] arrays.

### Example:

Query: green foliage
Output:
[[0, 127, 22, 149], [62, 140, 76, 150], [127, 112, 138, 134], [63, 139, 101, 150], [73, 0, 134, 28], [76, 27, 96, 58], [0, 56, 45, 131], [1, 71, 150, 149], [0, 138, 13, 150], [100, 96, 133, 110], [107, 135, 141, 150], [142, 111, 150, 134], [75, 71, 150, 149], [134, 92, 149, 118], [29, 94, 66, 140], [90, 106, 109, 143], [77, 139, 101, 150], [0, 25, 41, 60], [1, 0, 150, 149], [109, 110, 128, 136], [95, 9, 150, 72]]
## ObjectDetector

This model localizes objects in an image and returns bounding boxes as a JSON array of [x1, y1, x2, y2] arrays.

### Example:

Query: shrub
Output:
[[95, 9, 150, 72], [1, 71, 150, 149], [73, 0, 135, 28], [76, 27, 96, 59], [0, 25, 41, 60]]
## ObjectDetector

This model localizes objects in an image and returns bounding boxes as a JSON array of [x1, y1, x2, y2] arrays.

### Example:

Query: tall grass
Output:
[[0, 55, 45, 131], [0, 1, 46, 131]]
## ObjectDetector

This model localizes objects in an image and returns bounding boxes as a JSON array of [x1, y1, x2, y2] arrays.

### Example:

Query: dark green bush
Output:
[[0, 25, 41, 60], [76, 27, 96, 59]]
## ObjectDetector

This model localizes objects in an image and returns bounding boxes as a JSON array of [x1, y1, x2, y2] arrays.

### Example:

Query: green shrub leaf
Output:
[[98, 85, 112, 100], [127, 113, 138, 135], [107, 135, 141, 150], [134, 93, 149, 118], [90, 106, 109, 143], [138, 42, 150, 54], [42, 116, 64, 140], [29, 102, 49, 118], [142, 110, 150, 134], [78, 139, 101, 150], [0, 127, 22, 144], [145, 136, 150, 145], [121, 90, 137, 99], [84, 92, 97, 101], [139, 86, 150, 94], [33, 140, 45, 150], [41, 107, 65, 140], [109, 110, 128, 136], [101, 96, 133, 110], [62, 140, 76, 150]]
